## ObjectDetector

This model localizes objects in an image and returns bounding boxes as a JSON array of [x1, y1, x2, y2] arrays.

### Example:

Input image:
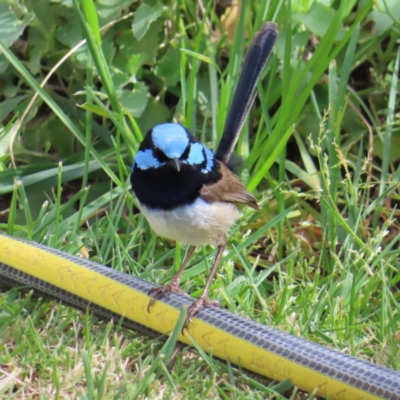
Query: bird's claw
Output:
[[182, 297, 221, 331], [147, 282, 187, 312]]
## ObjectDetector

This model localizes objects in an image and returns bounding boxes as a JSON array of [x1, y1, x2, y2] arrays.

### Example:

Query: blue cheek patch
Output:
[[152, 123, 188, 159], [204, 147, 214, 171], [187, 143, 205, 165], [134, 149, 161, 170]]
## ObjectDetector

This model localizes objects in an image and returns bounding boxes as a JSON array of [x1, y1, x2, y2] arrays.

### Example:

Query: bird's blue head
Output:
[[132, 123, 214, 174], [131, 123, 222, 210]]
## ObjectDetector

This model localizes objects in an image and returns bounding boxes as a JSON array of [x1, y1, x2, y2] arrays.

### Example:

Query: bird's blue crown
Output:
[[132, 123, 214, 174]]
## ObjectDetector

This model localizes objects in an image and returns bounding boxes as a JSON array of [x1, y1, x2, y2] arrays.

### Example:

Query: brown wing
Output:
[[200, 161, 259, 210]]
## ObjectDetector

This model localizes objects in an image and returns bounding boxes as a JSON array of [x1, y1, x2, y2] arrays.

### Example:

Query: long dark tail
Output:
[[215, 22, 278, 164]]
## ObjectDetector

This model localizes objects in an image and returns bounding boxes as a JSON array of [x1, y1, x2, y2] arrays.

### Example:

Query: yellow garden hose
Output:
[[0, 234, 399, 400]]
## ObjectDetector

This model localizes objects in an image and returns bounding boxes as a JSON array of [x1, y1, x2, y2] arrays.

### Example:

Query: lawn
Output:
[[0, 0, 399, 398]]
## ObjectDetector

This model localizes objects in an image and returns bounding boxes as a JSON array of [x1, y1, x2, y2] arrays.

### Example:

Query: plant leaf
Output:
[[0, 95, 29, 120], [132, 3, 164, 41], [118, 83, 149, 118], [154, 47, 181, 86], [0, 4, 28, 47]]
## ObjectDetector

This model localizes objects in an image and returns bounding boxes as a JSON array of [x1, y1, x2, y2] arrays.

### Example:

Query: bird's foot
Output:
[[147, 281, 187, 312], [183, 297, 221, 330]]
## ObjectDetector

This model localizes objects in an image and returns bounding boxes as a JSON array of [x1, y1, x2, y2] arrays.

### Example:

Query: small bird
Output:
[[131, 23, 277, 325]]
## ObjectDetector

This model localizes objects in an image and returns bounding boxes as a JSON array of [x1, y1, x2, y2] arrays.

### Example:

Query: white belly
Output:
[[138, 198, 240, 246]]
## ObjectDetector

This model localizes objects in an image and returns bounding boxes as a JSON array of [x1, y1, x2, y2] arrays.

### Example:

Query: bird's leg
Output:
[[184, 245, 224, 328], [148, 246, 196, 311]]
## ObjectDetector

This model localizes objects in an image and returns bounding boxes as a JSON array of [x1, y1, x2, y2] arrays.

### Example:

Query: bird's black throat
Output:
[[131, 162, 221, 210]]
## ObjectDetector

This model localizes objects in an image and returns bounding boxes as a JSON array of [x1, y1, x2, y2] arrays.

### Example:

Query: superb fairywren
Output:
[[131, 23, 277, 325]]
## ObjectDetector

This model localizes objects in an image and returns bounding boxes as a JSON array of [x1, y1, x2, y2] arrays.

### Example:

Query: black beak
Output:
[[170, 158, 181, 171]]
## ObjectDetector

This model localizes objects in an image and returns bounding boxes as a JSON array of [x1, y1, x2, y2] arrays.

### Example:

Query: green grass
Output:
[[1, 0, 400, 398]]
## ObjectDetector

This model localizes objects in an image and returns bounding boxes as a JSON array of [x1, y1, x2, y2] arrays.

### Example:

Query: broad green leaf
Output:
[[291, 0, 312, 13], [116, 21, 161, 65], [118, 83, 149, 117], [373, 135, 400, 162], [136, 99, 171, 134], [370, 0, 400, 34], [102, 40, 116, 65], [127, 54, 146, 76], [32, 0, 71, 32], [154, 48, 181, 86], [97, 0, 132, 23], [47, 120, 76, 159], [132, 3, 164, 41], [294, 2, 345, 39], [55, 18, 84, 48], [4, 85, 19, 98], [0, 4, 28, 47], [291, 0, 342, 13], [0, 95, 29, 121], [27, 44, 44, 75]]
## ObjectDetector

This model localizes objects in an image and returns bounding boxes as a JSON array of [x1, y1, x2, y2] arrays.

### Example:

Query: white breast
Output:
[[138, 198, 240, 246]]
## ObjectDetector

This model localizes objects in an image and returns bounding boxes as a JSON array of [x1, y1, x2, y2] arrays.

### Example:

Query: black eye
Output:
[[152, 147, 169, 162], [181, 145, 190, 160]]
